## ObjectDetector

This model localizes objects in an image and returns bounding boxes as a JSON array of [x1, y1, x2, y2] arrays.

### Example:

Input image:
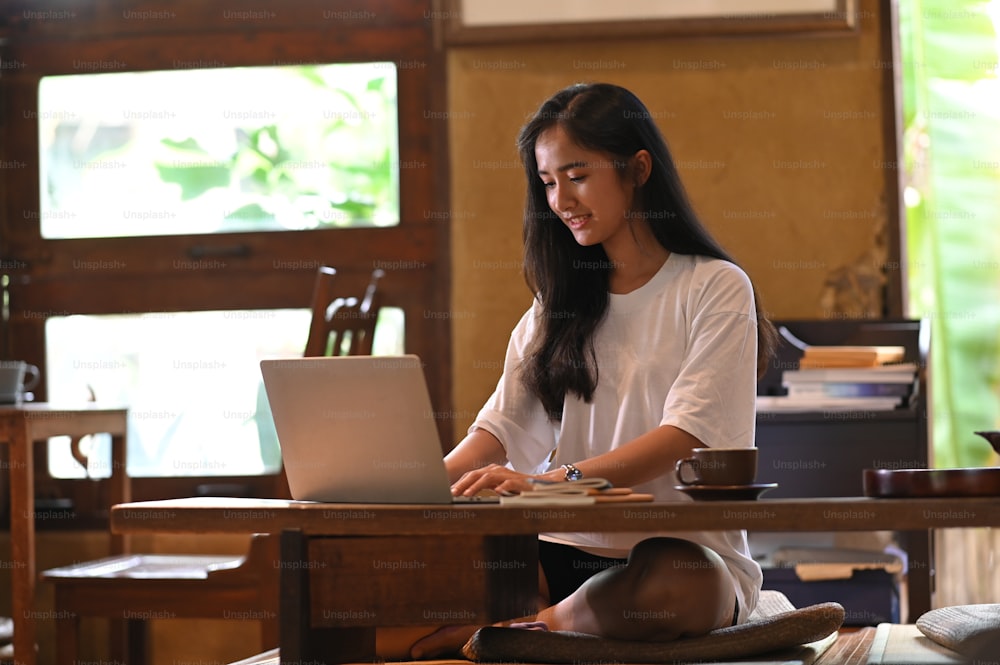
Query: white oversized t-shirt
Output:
[[469, 253, 762, 621]]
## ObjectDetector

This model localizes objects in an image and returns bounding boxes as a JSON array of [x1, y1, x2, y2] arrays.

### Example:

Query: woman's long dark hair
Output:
[[516, 82, 777, 420]]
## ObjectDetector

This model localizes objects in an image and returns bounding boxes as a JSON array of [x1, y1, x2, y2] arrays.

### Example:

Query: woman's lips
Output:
[[566, 214, 591, 229]]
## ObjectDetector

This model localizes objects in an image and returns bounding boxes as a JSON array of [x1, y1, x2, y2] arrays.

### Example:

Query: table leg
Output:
[[278, 528, 538, 663], [109, 432, 131, 554], [900, 529, 933, 621], [9, 417, 37, 665], [52, 600, 77, 665], [280, 529, 375, 663]]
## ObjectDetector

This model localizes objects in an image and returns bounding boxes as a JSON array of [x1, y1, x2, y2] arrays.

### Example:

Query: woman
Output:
[[407, 82, 776, 659]]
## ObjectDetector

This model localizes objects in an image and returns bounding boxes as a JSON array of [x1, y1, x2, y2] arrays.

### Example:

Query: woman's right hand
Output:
[[451, 463, 541, 497]]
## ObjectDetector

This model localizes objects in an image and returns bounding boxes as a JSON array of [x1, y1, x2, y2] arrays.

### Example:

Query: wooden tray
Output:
[[863, 467, 1000, 498]]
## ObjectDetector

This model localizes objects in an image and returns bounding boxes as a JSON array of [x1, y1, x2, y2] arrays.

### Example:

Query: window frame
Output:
[[0, 0, 451, 516]]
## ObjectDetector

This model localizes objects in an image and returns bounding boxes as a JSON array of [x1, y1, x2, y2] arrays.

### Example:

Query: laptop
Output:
[[260, 355, 496, 504]]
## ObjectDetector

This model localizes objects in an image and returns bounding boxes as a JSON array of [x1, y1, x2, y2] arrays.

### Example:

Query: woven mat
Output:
[[462, 591, 844, 663], [253, 636, 839, 665], [284, 648, 840, 665], [242, 592, 844, 665]]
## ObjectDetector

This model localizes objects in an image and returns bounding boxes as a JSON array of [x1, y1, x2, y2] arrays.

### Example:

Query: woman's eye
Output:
[[542, 181, 555, 189], [569, 176, 585, 183]]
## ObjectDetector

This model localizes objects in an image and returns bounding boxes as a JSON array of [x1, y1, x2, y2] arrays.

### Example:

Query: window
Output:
[[36, 61, 411, 479], [39, 63, 400, 238], [46, 307, 404, 478], [0, 0, 451, 506]]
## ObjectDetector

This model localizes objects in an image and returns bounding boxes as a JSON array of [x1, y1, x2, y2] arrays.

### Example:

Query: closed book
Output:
[[757, 396, 902, 412], [799, 345, 906, 368], [783, 363, 919, 384], [785, 382, 914, 398]]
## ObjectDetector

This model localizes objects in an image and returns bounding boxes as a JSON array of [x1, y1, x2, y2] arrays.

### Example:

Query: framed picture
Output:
[[436, 0, 859, 45]]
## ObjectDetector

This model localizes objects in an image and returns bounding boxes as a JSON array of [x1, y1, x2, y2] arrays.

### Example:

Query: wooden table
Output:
[[111, 495, 1000, 664], [1, 403, 129, 665]]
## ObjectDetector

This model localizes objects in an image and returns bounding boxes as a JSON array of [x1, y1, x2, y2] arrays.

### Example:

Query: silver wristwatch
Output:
[[561, 463, 583, 481]]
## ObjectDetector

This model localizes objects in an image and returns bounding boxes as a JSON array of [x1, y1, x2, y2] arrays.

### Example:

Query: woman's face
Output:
[[535, 125, 639, 251]]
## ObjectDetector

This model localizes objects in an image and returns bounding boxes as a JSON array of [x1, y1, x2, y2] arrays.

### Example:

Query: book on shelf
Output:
[[764, 329, 919, 413], [757, 395, 903, 413], [798, 344, 906, 369], [785, 381, 914, 398], [781, 363, 919, 384], [765, 362, 918, 413]]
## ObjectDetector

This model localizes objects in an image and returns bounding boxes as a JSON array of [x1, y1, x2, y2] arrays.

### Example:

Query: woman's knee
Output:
[[627, 537, 727, 582], [623, 537, 736, 635], [628, 537, 715, 564]]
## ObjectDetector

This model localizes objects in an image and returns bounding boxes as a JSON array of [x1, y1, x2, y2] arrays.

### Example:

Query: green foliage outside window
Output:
[[39, 62, 399, 238], [899, 0, 1000, 467], [153, 68, 398, 231]]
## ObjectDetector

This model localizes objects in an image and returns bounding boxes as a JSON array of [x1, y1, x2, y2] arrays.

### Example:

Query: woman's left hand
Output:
[[451, 464, 543, 497]]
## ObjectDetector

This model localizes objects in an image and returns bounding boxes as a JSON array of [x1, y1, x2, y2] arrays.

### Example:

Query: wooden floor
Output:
[[815, 628, 877, 665]]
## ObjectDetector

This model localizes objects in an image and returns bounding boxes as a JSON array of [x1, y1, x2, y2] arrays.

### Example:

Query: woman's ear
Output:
[[633, 149, 652, 187]]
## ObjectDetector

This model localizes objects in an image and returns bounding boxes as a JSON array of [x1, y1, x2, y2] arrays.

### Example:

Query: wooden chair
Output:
[[41, 266, 385, 665], [304, 265, 383, 357], [42, 535, 281, 665]]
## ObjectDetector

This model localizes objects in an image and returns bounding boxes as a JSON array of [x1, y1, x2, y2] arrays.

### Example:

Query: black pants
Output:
[[537, 539, 627, 605]]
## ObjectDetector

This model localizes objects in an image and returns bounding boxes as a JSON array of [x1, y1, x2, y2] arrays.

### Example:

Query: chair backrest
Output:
[[274, 265, 386, 498], [303, 266, 384, 357]]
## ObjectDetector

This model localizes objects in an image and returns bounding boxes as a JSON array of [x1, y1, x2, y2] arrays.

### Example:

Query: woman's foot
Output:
[[507, 620, 549, 631], [409, 624, 481, 659]]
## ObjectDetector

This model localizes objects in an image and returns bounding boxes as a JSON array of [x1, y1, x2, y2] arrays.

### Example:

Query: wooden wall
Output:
[[447, 0, 900, 439]]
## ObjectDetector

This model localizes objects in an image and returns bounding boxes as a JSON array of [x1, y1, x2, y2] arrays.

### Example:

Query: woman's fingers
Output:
[[450, 465, 496, 495], [495, 476, 535, 495], [452, 464, 534, 496]]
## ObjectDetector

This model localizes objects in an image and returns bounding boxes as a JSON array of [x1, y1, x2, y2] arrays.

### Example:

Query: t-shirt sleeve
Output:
[[659, 262, 758, 448], [470, 302, 558, 472]]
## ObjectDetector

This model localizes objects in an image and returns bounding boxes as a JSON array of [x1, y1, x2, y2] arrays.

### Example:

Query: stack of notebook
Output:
[[758, 345, 919, 413]]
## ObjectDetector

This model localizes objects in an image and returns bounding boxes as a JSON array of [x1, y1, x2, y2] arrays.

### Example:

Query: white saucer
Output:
[[673, 482, 778, 501]]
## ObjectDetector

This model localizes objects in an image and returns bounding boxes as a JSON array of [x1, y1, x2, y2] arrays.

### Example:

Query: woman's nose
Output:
[[551, 184, 574, 213]]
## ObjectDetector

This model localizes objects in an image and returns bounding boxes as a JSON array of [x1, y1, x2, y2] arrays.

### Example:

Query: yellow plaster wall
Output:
[[448, 0, 893, 436]]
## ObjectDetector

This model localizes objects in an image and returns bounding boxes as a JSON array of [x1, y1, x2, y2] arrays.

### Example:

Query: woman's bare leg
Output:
[[376, 562, 550, 660], [376, 626, 446, 660], [537, 537, 736, 641], [407, 537, 736, 658]]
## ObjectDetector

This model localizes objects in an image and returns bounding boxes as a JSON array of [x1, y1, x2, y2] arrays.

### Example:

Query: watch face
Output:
[[564, 465, 582, 481]]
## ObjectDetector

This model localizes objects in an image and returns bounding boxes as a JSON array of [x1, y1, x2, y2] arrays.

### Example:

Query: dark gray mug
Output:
[[675, 447, 758, 487], [0, 361, 41, 404]]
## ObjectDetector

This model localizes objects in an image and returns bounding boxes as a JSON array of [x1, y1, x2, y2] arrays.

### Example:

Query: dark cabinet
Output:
[[754, 319, 931, 621]]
